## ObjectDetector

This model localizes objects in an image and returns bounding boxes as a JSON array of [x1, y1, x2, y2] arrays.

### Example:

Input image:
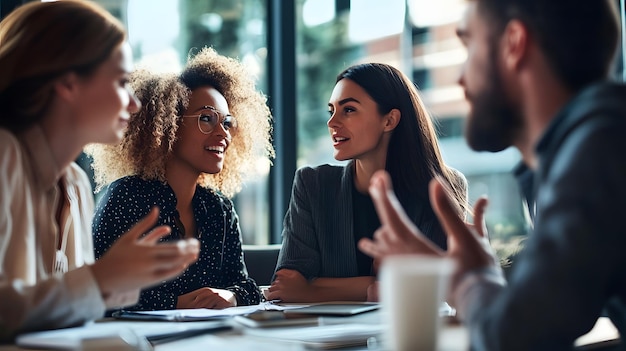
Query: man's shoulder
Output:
[[539, 82, 626, 162], [564, 95, 626, 150], [566, 82, 626, 133]]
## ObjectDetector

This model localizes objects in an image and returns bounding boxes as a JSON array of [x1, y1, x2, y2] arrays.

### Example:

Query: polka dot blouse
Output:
[[93, 176, 261, 310]]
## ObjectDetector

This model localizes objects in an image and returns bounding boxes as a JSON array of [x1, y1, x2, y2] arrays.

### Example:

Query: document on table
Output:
[[16, 320, 231, 350], [111, 302, 313, 321], [112, 304, 264, 321], [243, 323, 383, 350]]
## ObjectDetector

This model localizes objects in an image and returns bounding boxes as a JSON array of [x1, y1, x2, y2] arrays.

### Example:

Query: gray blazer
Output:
[[275, 162, 455, 280]]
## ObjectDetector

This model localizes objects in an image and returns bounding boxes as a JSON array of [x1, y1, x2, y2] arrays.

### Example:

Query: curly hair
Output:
[[87, 47, 274, 198]]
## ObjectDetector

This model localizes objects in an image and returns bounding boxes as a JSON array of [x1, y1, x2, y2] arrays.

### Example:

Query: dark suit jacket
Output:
[[275, 161, 464, 280]]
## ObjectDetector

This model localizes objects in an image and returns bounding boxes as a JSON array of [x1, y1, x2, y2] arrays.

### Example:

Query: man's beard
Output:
[[465, 51, 522, 152]]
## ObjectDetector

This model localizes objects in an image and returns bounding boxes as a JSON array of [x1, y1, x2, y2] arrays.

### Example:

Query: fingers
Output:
[[265, 289, 279, 301], [152, 251, 196, 269], [121, 207, 162, 242], [369, 171, 417, 239], [192, 292, 225, 309], [430, 178, 474, 246], [184, 289, 233, 309], [266, 280, 284, 300], [146, 240, 200, 278], [143, 239, 199, 260], [358, 238, 381, 258], [140, 223, 173, 244], [472, 196, 489, 238], [139, 225, 172, 244], [366, 282, 379, 302], [146, 238, 200, 259]]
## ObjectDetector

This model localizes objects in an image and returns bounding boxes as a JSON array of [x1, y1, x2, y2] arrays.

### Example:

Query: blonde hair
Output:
[[88, 47, 274, 198], [0, 0, 125, 132]]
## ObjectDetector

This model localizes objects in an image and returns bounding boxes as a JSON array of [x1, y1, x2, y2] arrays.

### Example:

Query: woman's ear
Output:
[[384, 108, 401, 132], [54, 72, 80, 102]]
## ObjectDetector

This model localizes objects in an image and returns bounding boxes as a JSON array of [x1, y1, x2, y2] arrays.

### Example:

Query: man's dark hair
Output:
[[474, 0, 620, 92]]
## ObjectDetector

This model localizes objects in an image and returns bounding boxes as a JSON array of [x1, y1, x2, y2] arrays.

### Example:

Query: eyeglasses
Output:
[[181, 106, 237, 134]]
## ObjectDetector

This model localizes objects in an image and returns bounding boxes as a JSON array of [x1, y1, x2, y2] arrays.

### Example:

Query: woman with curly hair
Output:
[[87, 47, 274, 310]]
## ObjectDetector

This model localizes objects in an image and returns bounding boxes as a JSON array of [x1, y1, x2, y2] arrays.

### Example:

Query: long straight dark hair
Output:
[[336, 63, 467, 213]]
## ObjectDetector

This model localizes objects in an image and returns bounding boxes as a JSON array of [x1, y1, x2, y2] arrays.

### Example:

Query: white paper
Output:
[[16, 320, 226, 350]]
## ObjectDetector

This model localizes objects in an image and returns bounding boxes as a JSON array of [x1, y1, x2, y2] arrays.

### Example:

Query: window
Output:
[[94, 0, 270, 244], [80, 0, 624, 258], [295, 0, 528, 262]]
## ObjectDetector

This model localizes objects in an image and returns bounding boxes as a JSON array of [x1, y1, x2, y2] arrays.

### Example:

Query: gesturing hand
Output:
[[358, 170, 499, 307], [429, 176, 497, 304], [358, 170, 444, 259], [91, 207, 200, 300]]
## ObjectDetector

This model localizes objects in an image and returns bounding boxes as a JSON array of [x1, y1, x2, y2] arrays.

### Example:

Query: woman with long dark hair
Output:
[[268, 63, 467, 302]]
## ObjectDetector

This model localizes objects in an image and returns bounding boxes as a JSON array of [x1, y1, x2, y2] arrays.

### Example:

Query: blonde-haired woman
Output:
[[88, 47, 274, 310], [0, 1, 199, 340]]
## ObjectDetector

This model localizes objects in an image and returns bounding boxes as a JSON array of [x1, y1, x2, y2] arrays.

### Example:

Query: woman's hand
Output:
[[366, 281, 379, 302], [267, 270, 376, 302], [177, 288, 237, 309], [91, 207, 200, 301], [265, 269, 313, 302]]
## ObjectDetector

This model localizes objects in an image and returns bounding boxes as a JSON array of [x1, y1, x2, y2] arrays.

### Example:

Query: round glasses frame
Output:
[[181, 106, 237, 135]]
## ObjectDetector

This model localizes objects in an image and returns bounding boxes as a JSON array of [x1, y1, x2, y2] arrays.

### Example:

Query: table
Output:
[[1, 309, 466, 351], [1, 313, 618, 351], [151, 311, 469, 351]]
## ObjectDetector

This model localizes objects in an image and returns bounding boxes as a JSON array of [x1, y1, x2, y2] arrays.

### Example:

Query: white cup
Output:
[[380, 255, 454, 351]]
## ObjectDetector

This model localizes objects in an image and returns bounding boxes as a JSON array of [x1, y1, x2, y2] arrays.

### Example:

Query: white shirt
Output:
[[0, 126, 137, 341]]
